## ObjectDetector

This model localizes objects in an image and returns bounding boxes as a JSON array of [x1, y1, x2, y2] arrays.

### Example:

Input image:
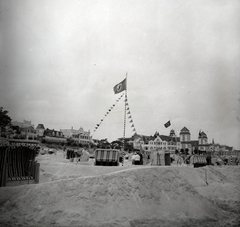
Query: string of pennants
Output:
[[93, 93, 125, 133], [93, 92, 137, 134], [125, 94, 137, 133]]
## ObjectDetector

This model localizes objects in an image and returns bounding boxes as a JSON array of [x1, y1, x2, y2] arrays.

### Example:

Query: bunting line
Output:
[[93, 93, 124, 134], [124, 94, 137, 134], [92, 90, 138, 137]]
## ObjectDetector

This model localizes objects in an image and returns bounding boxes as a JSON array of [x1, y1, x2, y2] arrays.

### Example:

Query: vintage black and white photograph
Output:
[[0, 0, 240, 226]]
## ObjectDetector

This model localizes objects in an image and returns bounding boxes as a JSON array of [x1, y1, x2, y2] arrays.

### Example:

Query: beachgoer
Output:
[[134, 153, 140, 165], [132, 153, 136, 165], [63, 145, 66, 158], [77, 148, 83, 162]]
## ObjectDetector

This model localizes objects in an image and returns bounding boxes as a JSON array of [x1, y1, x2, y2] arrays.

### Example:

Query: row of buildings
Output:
[[128, 127, 234, 155], [11, 120, 92, 145], [10, 120, 235, 154]]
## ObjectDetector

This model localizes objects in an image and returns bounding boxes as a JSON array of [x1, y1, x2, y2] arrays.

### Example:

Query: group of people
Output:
[[63, 146, 84, 163]]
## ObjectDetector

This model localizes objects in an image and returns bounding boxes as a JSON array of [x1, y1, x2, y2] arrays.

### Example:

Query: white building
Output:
[[11, 120, 34, 128], [60, 126, 92, 145], [132, 130, 181, 153], [179, 126, 192, 153], [36, 124, 45, 137]]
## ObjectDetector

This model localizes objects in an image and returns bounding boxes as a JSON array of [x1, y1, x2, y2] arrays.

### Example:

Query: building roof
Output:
[[44, 128, 61, 133], [12, 120, 33, 128], [159, 135, 180, 142], [132, 133, 180, 143], [36, 124, 45, 129], [180, 127, 190, 134], [199, 130, 207, 138]]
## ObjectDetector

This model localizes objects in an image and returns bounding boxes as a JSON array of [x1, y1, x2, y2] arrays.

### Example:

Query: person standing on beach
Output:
[[77, 148, 83, 162], [132, 152, 136, 165], [63, 145, 66, 158]]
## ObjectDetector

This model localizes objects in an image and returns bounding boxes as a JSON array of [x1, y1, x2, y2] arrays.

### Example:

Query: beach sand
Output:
[[0, 150, 239, 227]]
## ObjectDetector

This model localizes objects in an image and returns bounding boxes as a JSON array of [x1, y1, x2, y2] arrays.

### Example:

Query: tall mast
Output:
[[123, 73, 127, 151]]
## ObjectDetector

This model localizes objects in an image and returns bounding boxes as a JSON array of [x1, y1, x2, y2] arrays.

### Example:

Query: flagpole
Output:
[[123, 73, 127, 153]]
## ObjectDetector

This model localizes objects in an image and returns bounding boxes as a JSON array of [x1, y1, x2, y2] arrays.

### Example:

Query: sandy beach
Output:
[[0, 150, 239, 227]]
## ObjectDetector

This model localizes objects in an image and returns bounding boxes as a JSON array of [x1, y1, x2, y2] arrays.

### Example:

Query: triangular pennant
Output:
[[127, 107, 129, 110], [129, 120, 133, 123], [131, 124, 134, 128], [128, 116, 131, 119], [127, 111, 130, 114]]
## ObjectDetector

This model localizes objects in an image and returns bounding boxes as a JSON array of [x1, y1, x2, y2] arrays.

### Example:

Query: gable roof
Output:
[[180, 126, 190, 134], [133, 133, 180, 143], [36, 124, 45, 129], [199, 131, 207, 138], [160, 135, 180, 142]]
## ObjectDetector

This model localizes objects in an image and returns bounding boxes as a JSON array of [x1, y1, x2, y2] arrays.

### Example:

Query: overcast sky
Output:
[[0, 0, 240, 149]]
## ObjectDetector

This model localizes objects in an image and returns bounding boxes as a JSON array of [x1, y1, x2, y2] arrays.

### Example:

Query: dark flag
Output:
[[113, 78, 126, 94], [164, 120, 171, 128]]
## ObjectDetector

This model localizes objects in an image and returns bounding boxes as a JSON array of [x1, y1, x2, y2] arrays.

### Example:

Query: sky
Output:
[[0, 0, 240, 149]]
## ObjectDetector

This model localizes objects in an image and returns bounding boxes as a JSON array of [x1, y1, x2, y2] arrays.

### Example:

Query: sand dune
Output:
[[0, 151, 239, 227]]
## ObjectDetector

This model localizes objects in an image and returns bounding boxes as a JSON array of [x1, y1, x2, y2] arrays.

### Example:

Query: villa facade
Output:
[[131, 130, 181, 153], [60, 127, 92, 145], [11, 120, 37, 139], [131, 127, 233, 155], [43, 128, 66, 142]]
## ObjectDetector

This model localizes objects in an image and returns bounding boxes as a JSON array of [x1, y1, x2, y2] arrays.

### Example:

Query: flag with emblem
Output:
[[113, 78, 126, 94], [164, 120, 171, 128]]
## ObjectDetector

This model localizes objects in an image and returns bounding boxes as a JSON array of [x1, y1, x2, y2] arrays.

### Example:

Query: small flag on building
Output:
[[113, 78, 127, 94], [164, 120, 171, 128]]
